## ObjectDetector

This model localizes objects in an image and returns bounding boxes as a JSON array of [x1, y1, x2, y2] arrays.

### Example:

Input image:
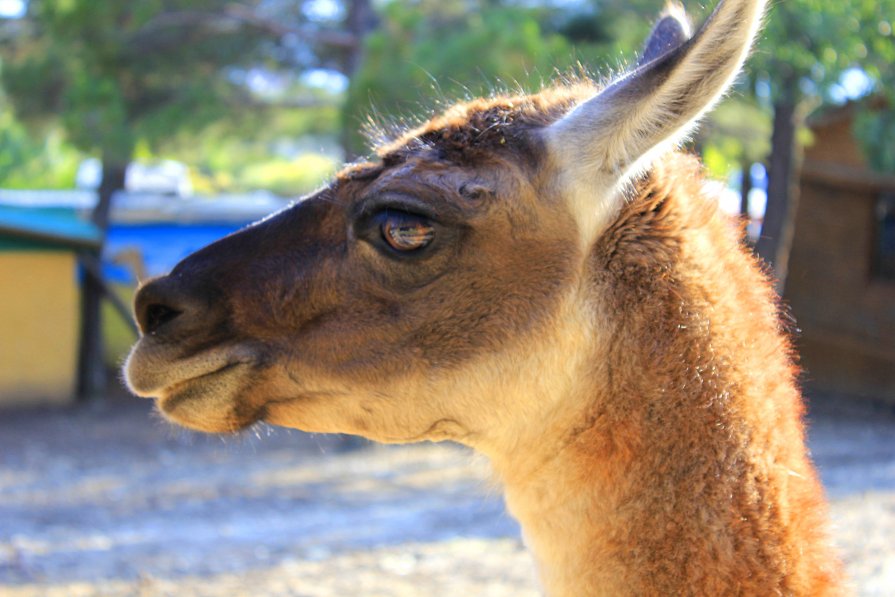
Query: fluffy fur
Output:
[[498, 154, 845, 594]]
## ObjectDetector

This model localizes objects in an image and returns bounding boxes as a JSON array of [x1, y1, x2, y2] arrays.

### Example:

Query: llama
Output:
[[124, 0, 845, 593]]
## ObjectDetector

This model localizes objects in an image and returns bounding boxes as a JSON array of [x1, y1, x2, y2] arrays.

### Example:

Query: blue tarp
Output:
[[104, 223, 244, 283]]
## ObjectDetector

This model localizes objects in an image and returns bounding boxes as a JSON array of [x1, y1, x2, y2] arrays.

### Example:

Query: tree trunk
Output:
[[339, 0, 377, 161], [76, 154, 128, 401], [755, 82, 802, 292], [740, 159, 752, 219]]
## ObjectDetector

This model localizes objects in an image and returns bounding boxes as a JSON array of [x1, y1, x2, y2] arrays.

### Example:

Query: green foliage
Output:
[[0, 103, 81, 188], [564, 0, 693, 61], [343, 1, 610, 155], [753, 0, 894, 100], [341, 0, 895, 178], [4, 0, 894, 187], [167, 104, 342, 195], [697, 98, 772, 179], [1, 0, 288, 167], [855, 107, 895, 173], [241, 153, 339, 197], [750, 0, 895, 172], [1, 0, 348, 191]]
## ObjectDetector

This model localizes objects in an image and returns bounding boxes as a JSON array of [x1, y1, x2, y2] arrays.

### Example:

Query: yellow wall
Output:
[[0, 251, 79, 406]]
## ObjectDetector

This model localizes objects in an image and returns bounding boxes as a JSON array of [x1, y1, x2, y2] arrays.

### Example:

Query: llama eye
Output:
[[379, 211, 435, 252]]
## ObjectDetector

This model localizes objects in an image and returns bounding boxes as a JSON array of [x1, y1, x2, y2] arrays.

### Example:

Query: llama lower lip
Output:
[[153, 360, 260, 433]]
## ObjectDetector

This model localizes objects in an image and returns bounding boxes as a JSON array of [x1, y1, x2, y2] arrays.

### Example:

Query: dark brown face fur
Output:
[[124, 92, 586, 436]]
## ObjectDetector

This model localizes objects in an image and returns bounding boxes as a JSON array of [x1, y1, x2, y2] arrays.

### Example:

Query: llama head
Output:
[[124, 0, 766, 455]]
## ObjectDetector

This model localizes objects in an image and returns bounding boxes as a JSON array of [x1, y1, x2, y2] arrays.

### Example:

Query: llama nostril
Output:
[[143, 303, 182, 335], [134, 276, 193, 336], [133, 275, 221, 338]]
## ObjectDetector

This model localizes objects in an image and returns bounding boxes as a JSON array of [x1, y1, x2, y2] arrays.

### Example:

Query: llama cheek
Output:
[[351, 417, 370, 433]]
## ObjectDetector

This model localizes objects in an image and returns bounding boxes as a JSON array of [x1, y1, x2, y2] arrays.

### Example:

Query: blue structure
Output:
[[104, 222, 245, 284], [0, 205, 101, 251]]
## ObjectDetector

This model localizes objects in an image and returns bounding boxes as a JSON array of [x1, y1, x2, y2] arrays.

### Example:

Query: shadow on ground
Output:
[[0, 392, 893, 596]]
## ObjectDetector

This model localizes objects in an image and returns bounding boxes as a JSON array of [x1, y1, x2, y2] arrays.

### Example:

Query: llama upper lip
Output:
[[124, 339, 257, 397]]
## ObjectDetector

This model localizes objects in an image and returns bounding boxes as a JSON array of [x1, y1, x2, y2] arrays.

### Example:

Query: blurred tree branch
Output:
[[127, 4, 359, 55]]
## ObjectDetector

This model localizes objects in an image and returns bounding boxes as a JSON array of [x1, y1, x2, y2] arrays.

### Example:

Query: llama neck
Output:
[[494, 377, 838, 596], [496, 401, 649, 596], [488, 252, 840, 594], [482, 159, 842, 595]]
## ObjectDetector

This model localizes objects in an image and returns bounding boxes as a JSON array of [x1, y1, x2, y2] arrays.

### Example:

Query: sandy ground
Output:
[[0, 391, 893, 596]]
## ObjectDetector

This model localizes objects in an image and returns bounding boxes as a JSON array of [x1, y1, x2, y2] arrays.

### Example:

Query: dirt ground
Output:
[[1, 391, 893, 596]]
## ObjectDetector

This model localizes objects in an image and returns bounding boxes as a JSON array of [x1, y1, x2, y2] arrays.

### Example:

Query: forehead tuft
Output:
[[373, 83, 595, 164]]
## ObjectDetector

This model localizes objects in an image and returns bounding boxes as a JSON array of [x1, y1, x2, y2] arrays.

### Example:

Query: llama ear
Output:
[[637, 3, 692, 67], [547, 0, 766, 184]]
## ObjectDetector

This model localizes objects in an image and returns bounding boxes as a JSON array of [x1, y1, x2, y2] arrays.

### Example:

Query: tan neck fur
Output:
[[483, 156, 843, 596]]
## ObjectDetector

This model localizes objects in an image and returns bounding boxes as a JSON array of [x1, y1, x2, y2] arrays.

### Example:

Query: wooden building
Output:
[[0, 206, 100, 406], [784, 103, 895, 403]]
